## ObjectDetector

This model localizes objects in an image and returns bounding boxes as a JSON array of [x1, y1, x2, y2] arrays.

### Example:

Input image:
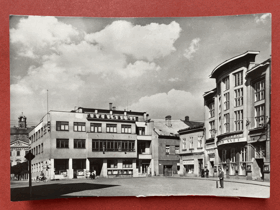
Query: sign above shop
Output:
[[217, 137, 246, 146], [183, 160, 194, 165]]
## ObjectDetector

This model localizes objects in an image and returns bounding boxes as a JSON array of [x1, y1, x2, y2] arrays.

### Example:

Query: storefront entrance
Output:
[[256, 158, 264, 180], [164, 165, 172, 176], [90, 159, 103, 176]]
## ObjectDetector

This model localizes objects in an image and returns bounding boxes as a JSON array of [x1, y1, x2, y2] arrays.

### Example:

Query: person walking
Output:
[[218, 167, 224, 188], [205, 166, 209, 178]]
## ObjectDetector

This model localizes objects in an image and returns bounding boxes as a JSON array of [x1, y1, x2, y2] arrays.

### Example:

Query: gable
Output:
[[10, 140, 30, 148]]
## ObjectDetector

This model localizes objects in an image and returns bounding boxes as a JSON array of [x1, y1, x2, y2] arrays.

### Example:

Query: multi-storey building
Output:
[[152, 116, 190, 176], [29, 104, 153, 180], [204, 51, 270, 181], [10, 114, 33, 167], [178, 116, 204, 177]]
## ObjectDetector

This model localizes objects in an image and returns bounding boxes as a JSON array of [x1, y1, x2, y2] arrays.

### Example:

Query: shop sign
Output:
[[263, 165, 270, 172], [217, 137, 246, 146], [183, 160, 194, 165]]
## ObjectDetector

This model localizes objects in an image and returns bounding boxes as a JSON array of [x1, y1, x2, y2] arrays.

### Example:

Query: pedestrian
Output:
[[201, 167, 204, 178], [205, 166, 209, 178], [218, 167, 224, 188]]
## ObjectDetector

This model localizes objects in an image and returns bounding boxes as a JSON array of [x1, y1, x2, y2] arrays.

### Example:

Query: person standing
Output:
[[218, 167, 224, 188], [205, 166, 209, 178]]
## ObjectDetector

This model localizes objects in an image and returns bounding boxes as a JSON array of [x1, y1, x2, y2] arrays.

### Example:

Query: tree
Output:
[[11, 162, 28, 180]]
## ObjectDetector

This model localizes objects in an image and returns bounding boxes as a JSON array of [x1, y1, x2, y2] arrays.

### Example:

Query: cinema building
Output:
[[29, 104, 153, 180], [204, 51, 270, 181]]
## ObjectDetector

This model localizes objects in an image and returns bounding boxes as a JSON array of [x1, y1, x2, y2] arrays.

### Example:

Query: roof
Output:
[[153, 119, 189, 137], [178, 122, 204, 134], [246, 58, 271, 76], [71, 107, 146, 116], [209, 51, 259, 79], [10, 127, 33, 143], [183, 120, 204, 129]]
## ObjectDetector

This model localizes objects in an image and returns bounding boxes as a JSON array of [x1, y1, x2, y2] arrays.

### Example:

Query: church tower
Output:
[[18, 113, 27, 129]]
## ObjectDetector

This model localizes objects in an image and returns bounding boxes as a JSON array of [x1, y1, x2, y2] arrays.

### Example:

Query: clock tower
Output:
[[18, 113, 27, 129]]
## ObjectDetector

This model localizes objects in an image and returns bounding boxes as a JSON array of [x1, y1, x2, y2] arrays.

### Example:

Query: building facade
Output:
[[178, 118, 204, 177], [10, 114, 33, 167], [29, 104, 153, 180], [204, 51, 270, 181], [152, 116, 189, 176]]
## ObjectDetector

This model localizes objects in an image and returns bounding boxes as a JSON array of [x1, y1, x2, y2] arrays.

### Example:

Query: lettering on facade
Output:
[[217, 133, 246, 146]]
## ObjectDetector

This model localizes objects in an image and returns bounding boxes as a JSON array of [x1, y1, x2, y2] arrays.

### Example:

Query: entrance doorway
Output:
[[256, 158, 264, 180], [164, 165, 172, 176], [90, 159, 103, 176]]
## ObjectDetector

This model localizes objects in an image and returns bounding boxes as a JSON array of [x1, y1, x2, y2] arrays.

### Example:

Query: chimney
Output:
[[185, 116, 189, 122], [112, 106, 116, 111], [165, 115, 172, 127], [109, 103, 113, 110]]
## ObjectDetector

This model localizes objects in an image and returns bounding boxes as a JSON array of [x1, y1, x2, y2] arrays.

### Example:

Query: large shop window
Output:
[[255, 105, 265, 127], [222, 150, 227, 163], [224, 113, 230, 133], [74, 122, 86, 132], [234, 71, 243, 87], [90, 123, 102, 133], [254, 79, 265, 102], [185, 165, 194, 174], [234, 88, 243, 107], [74, 139, 86, 149], [123, 160, 132, 168], [235, 110, 243, 131], [241, 147, 247, 162], [121, 124, 132, 134], [223, 76, 230, 90], [56, 139, 69, 148], [56, 121, 69, 131], [108, 159, 117, 168], [209, 102, 215, 118], [106, 124, 117, 133], [230, 148, 235, 162], [92, 140, 135, 152], [224, 92, 230, 110]]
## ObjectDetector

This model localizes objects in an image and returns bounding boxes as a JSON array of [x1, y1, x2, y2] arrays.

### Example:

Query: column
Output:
[[101, 159, 107, 178], [68, 158, 73, 179], [132, 159, 137, 177], [86, 158, 90, 171], [50, 159, 55, 180]]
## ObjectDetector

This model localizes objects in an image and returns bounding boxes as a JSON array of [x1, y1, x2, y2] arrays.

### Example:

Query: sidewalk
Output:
[[166, 176, 270, 187]]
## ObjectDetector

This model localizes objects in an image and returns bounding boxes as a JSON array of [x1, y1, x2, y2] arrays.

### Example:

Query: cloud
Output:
[[183, 38, 200, 60], [129, 89, 203, 120], [168, 77, 180, 82], [255, 13, 271, 24], [85, 20, 181, 61], [119, 61, 161, 78]]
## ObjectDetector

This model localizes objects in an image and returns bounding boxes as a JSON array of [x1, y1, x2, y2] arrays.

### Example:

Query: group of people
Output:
[[36, 171, 47, 182], [87, 170, 96, 179], [201, 166, 224, 188]]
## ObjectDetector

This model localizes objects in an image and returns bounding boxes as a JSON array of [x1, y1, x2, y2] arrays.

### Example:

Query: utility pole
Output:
[[25, 151, 35, 200]]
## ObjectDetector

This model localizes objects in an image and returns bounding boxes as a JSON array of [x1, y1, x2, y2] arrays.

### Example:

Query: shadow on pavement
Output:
[[11, 182, 119, 201]]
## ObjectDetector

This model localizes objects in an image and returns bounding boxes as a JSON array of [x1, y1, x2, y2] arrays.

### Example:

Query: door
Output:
[[256, 158, 264, 180], [164, 165, 172, 176]]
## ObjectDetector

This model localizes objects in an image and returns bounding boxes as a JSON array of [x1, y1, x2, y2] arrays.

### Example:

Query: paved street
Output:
[[11, 177, 270, 201]]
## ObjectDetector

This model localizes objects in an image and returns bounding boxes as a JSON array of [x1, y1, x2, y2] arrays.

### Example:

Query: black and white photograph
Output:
[[10, 14, 271, 201]]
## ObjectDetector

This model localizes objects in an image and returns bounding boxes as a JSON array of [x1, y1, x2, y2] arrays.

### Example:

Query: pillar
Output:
[[68, 158, 73, 179], [132, 159, 137, 177], [101, 159, 107, 178], [50, 159, 55, 180], [86, 158, 90, 171]]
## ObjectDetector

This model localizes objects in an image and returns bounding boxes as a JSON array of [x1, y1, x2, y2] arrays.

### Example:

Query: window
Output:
[[234, 71, 243, 87], [166, 145, 170, 155], [182, 138, 187, 150], [222, 150, 227, 163], [41, 127, 43, 137], [209, 102, 215, 118], [189, 137, 194, 149], [92, 140, 134, 152], [175, 146, 179, 154], [198, 136, 203, 148], [90, 123, 102, 133], [106, 124, 117, 133], [56, 139, 69, 148], [17, 150, 20, 156], [255, 145, 266, 158], [38, 145, 40, 154], [137, 127, 145, 135], [230, 148, 235, 162], [74, 122, 86, 132], [224, 113, 230, 133], [255, 104, 265, 127], [218, 96, 221, 113], [223, 76, 230, 90], [56, 121, 69, 131], [235, 110, 243, 131], [224, 92, 230, 110], [123, 160, 132, 168], [209, 121, 215, 138], [254, 80, 265, 102], [41, 143, 43, 153], [121, 124, 132, 133], [234, 88, 243, 107], [241, 147, 247, 162], [74, 139, 86, 149], [10, 151, 12, 156], [38, 130, 40, 139]]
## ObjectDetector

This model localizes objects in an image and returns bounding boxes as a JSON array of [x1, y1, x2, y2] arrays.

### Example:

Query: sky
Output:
[[9, 14, 271, 126]]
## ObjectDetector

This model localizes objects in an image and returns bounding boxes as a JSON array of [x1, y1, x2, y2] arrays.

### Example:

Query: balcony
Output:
[[87, 113, 137, 122], [137, 135, 152, 141]]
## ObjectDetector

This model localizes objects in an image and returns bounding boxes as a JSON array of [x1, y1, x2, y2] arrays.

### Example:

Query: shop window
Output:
[[74, 122, 86, 132], [254, 79, 265, 102], [222, 150, 227, 163], [224, 92, 230, 110], [234, 71, 243, 87], [255, 104, 265, 127], [74, 139, 86, 149], [90, 123, 102, 133], [56, 121, 69, 131], [234, 88, 243, 107], [121, 124, 132, 134], [106, 124, 117, 133], [235, 110, 243, 131], [185, 165, 194, 174], [108, 160, 117, 168], [123, 160, 132, 168], [56, 139, 69, 148], [230, 148, 235, 162], [241, 147, 247, 162], [255, 145, 266, 158]]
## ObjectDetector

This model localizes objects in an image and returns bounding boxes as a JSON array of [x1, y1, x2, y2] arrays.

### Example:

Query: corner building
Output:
[[204, 51, 270, 181], [29, 105, 153, 180]]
